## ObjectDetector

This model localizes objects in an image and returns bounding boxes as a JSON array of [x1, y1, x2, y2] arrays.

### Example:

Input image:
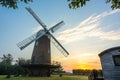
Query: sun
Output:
[[75, 64, 92, 70]]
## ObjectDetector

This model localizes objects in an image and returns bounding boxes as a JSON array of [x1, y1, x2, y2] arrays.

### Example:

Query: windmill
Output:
[[17, 7, 69, 76]]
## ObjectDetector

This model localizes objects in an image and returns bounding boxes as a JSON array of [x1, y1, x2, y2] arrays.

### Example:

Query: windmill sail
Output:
[[48, 32, 69, 57], [49, 21, 65, 33], [17, 30, 45, 50], [26, 7, 48, 31]]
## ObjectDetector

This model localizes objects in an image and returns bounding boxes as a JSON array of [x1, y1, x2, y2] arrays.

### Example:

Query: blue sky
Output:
[[0, 0, 120, 71]]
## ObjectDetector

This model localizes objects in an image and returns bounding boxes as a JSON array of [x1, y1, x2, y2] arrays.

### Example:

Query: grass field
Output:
[[0, 75, 88, 80]]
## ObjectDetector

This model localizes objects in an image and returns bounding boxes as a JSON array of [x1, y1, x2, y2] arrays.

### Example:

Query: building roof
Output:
[[99, 46, 120, 57]]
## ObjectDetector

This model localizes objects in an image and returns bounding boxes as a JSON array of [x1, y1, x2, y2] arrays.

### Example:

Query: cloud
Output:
[[32, 26, 42, 33], [57, 9, 120, 44]]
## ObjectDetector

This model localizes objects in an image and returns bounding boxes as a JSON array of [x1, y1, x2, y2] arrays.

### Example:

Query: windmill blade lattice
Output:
[[49, 32, 69, 57], [51, 38, 69, 57], [17, 33, 36, 50], [49, 21, 65, 33], [17, 30, 45, 50], [26, 7, 47, 30]]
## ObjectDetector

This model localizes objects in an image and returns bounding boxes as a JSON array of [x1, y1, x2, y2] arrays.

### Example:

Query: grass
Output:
[[0, 75, 88, 80]]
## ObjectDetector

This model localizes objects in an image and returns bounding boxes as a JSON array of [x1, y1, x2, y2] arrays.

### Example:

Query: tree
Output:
[[13, 58, 31, 76], [68, 0, 120, 9], [1, 54, 13, 65], [0, 0, 32, 9], [52, 61, 65, 75], [0, 54, 13, 75], [16, 58, 31, 65], [0, 0, 120, 9], [68, 0, 90, 9], [0, 54, 31, 76]]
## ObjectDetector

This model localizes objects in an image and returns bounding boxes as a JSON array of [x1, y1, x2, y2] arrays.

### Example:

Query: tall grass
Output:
[[0, 75, 88, 80]]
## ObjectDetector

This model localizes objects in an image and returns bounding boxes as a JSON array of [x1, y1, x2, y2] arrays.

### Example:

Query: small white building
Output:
[[99, 46, 120, 80]]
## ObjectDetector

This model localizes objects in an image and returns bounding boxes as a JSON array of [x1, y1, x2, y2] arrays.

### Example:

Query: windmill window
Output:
[[35, 41, 39, 46], [113, 55, 120, 66]]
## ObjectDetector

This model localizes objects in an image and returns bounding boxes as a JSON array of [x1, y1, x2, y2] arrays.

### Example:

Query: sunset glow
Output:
[[75, 65, 92, 70], [0, 0, 120, 72]]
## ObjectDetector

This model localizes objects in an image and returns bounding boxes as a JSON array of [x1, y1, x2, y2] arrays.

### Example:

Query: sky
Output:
[[0, 0, 120, 72]]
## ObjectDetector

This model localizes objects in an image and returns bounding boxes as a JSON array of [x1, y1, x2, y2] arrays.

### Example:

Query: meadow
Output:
[[0, 75, 88, 80]]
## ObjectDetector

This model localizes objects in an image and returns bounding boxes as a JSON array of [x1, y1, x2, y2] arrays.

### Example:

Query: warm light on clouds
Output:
[[57, 9, 120, 44], [32, 9, 120, 71], [51, 9, 120, 71], [52, 52, 101, 71]]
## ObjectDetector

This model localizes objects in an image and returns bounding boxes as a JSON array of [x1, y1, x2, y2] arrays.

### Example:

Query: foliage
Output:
[[0, 0, 32, 9], [68, 0, 90, 9], [0, 0, 120, 9], [67, 0, 120, 9], [106, 0, 120, 9], [13, 58, 31, 76], [52, 61, 65, 74], [0, 54, 13, 66], [0, 54, 13, 75], [72, 69, 91, 75], [0, 54, 30, 75], [16, 58, 31, 65]]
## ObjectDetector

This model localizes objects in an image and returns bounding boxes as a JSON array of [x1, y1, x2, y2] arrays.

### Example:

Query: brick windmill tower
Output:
[[17, 7, 69, 76]]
